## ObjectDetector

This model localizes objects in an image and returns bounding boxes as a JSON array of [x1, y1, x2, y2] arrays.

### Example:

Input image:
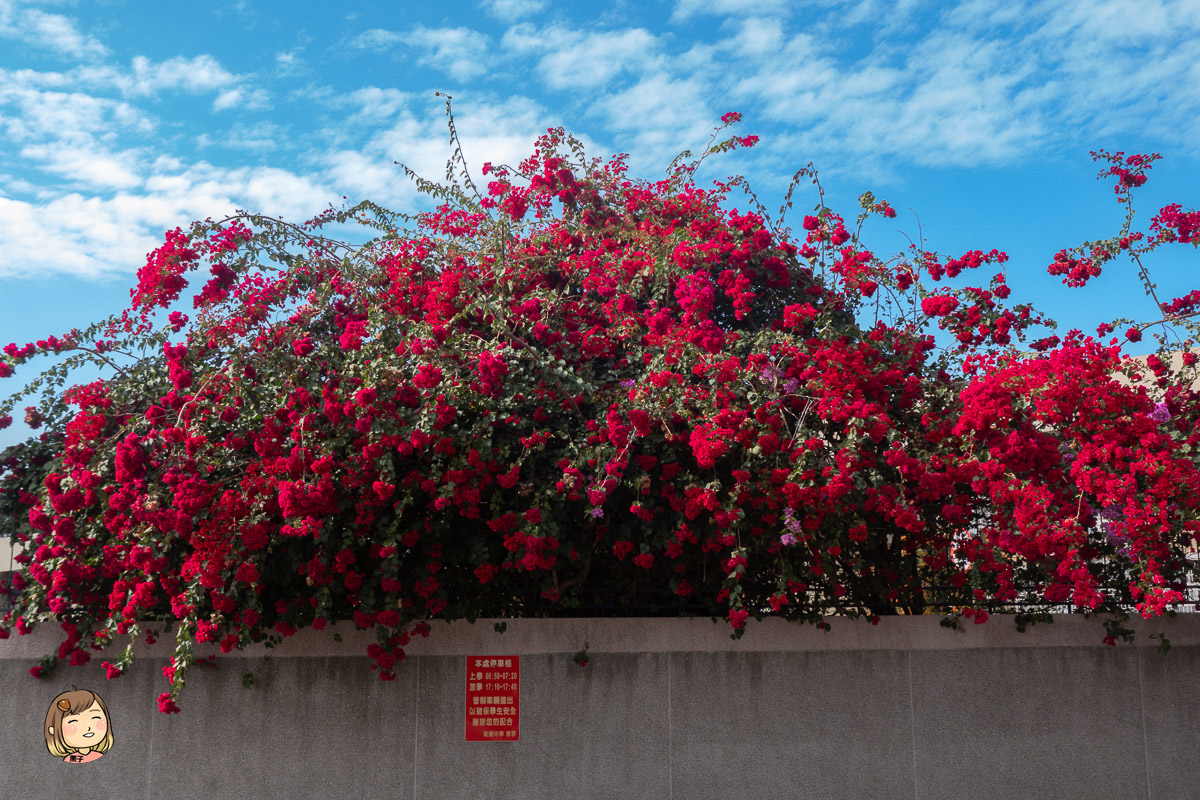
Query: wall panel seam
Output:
[[908, 649, 919, 800], [1138, 648, 1152, 800], [413, 655, 420, 800]]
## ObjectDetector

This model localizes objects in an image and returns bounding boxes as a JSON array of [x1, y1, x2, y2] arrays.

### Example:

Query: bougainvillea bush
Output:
[[3, 106, 1200, 712]]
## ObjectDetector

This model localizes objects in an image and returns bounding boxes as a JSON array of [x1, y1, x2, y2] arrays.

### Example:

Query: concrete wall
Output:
[[3, 614, 1200, 799]]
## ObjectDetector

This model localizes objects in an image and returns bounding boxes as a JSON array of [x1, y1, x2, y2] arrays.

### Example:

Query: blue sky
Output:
[[1, 0, 1199, 451]]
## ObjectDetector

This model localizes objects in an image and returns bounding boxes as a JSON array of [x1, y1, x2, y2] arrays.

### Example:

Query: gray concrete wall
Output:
[[3, 615, 1199, 799]]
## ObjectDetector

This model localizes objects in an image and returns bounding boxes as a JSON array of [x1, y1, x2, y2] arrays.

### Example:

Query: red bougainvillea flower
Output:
[[2, 110, 1198, 711]]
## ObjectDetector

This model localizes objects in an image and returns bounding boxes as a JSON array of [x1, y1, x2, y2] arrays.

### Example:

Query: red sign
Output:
[[465, 655, 520, 742]]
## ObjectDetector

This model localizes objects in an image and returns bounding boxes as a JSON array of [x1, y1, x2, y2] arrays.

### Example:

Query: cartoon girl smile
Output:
[[45, 687, 114, 763]]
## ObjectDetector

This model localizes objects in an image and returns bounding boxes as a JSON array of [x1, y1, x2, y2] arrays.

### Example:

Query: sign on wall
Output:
[[465, 655, 520, 742]]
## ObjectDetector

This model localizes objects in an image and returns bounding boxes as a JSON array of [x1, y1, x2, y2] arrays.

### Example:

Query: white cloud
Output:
[[0, 83, 151, 143], [19, 142, 142, 189], [126, 54, 240, 96], [213, 86, 271, 112], [699, 0, 1200, 171], [0, 76, 562, 281], [2, 7, 108, 60], [317, 93, 566, 208], [594, 73, 711, 134], [725, 26, 1049, 167], [0, 68, 273, 197], [941, 0, 1035, 32], [503, 25, 659, 89], [19, 54, 250, 101], [1, 54, 269, 125], [590, 73, 716, 172], [349, 28, 404, 51], [0, 171, 40, 198], [237, 166, 332, 218], [446, 95, 563, 170], [480, 0, 547, 22], [0, 194, 136, 278], [229, 121, 284, 152], [722, 16, 786, 57], [323, 149, 413, 208], [836, 0, 928, 32], [1019, 1, 1200, 139], [137, 161, 333, 229], [0, 54, 250, 102], [213, 88, 244, 111], [0, 161, 338, 280], [1038, 0, 1200, 43], [343, 87, 412, 122], [3, 0, 1198, 283], [275, 49, 306, 77], [349, 26, 492, 80], [409, 26, 493, 81], [197, 121, 285, 152], [672, 0, 791, 22]]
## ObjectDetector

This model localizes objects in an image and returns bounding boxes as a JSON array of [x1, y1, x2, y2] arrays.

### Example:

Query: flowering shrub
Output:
[[3, 108, 1200, 711]]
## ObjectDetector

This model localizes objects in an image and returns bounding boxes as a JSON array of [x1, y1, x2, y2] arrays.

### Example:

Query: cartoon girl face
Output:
[[60, 702, 108, 750], [45, 687, 114, 760]]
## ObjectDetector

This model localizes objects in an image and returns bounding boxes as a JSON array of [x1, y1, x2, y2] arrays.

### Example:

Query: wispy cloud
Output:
[[122, 54, 242, 96], [409, 26, 493, 81], [0, 73, 558, 280], [10, 54, 255, 101], [0, 194, 148, 279], [0, 81, 151, 143], [1036, 0, 1200, 42], [197, 121, 286, 152], [502, 24, 658, 89], [0, 6, 108, 60], [319, 92, 556, 208], [723, 22, 1050, 168], [350, 25, 493, 81], [2, 0, 1198, 283], [480, 0, 547, 22], [348, 28, 404, 51], [704, 2, 1200, 170], [0, 161, 337, 280], [671, 0, 792, 23], [275, 48, 307, 78], [594, 72, 713, 136], [339, 86, 413, 124], [213, 85, 271, 112], [19, 142, 142, 190]]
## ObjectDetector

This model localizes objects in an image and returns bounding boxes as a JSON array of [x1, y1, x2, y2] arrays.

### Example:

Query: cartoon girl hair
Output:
[[45, 686, 114, 758]]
